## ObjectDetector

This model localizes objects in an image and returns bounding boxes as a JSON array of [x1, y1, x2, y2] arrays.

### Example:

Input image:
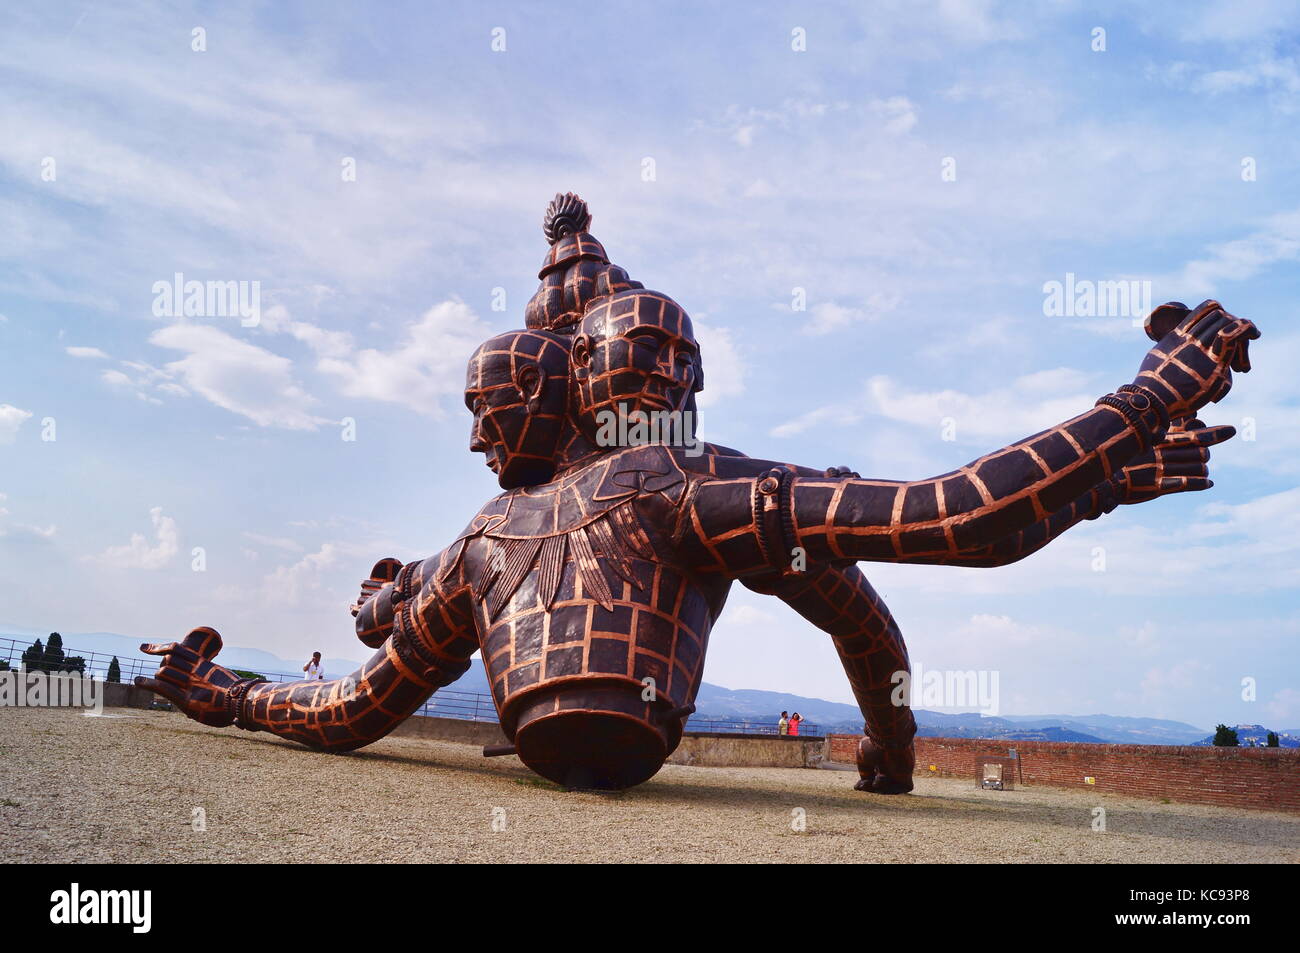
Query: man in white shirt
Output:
[[304, 652, 325, 680]]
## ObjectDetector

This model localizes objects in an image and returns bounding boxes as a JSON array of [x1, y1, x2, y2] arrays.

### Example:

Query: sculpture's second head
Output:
[[464, 329, 571, 489], [570, 289, 703, 448]]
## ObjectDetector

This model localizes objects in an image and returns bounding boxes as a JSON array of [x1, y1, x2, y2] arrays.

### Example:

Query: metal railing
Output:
[[0, 636, 334, 688], [684, 717, 823, 738], [0, 635, 823, 735]]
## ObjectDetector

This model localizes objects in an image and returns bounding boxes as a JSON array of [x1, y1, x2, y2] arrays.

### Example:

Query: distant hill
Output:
[[0, 626, 1221, 744], [1190, 724, 1300, 748], [916, 723, 1105, 743]]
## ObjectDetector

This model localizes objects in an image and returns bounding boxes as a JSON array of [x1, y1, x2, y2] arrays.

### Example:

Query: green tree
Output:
[[43, 633, 66, 671], [20, 639, 46, 673], [107, 657, 121, 683], [1267, 732, 1280, 748], [1212, 724, 1239, 747]]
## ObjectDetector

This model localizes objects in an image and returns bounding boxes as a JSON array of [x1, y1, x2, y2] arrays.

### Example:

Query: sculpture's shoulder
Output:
[[455, 444, 690, 542], [681, 443, 827, 480]]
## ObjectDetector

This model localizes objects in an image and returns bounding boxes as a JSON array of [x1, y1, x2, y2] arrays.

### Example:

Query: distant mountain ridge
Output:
[[0, 626, 1233, 745]]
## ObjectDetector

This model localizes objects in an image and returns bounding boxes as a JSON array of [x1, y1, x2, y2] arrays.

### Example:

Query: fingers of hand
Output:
[[180, 626, 223, 660], [1225, 319, 1259, 372], [369, 557, 402, 582], [1162, 460, 1209, 478], [1195, 310, 1232, 347], [1161, 476, 1212, 493], [1208, 371, 1233, 404], [135, 676, 186, 708], [1192, 424, 1236, 447], [1145, 301, 1190, 342], [153, 665, 194, 691], [140, 641, 178, 657], [1185, 299, 1223, 329], [1161, 445, 1209, 465]]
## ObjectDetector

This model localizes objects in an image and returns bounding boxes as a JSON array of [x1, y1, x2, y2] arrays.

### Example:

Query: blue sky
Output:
[[1, 1, 1297, 729]]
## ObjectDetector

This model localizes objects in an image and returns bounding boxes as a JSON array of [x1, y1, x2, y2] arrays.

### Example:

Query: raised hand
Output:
[[1111, 417, 1235, 505], [135, 627, 260, 727], [353, 557, 404, 648], [1132, 299, 1259, 419], [350, 557, 402, 618]]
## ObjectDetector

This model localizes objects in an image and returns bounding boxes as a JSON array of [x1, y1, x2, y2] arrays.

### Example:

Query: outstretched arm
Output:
[[907, 417, 1235, 567], [679, 302, 1256, 575], [138, 548, 477, 751]]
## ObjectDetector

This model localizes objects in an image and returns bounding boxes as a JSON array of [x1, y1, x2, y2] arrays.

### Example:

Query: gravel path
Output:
[[2, 708, 1297, 864]]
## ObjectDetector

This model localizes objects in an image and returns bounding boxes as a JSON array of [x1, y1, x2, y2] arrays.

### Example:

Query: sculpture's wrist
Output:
[[390, 601, 471, 687], [227, 677, 267, 731], [1098, 384, 1170, 451]]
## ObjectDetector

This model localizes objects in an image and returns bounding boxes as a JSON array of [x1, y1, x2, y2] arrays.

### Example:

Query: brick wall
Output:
[[826, 734, 1300, 813]]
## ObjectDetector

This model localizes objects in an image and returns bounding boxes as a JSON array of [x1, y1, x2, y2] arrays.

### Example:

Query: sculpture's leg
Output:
[[744, 564, 916, 794]]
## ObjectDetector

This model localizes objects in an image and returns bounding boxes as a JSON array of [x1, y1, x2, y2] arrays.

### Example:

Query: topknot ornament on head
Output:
[[525, 191, 643, 333], [543, 192, 592, 244]]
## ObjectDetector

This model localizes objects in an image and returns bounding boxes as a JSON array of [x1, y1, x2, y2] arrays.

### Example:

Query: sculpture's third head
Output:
[[464, 329, 570, 489]]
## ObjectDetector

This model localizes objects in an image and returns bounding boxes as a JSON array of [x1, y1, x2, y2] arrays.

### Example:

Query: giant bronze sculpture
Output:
[[139, 195, 1258, 792]]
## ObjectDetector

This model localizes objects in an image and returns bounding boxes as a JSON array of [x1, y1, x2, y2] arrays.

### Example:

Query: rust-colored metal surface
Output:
[[141, 193, 1259, 792]]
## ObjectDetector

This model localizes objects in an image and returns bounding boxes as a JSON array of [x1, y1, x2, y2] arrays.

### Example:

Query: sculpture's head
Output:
[[524, 192, 644, 333], [570, 289, 702, 446], [464, 329, 571, 489]]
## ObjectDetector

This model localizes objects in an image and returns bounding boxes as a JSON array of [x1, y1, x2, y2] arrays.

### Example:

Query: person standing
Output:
[[788, 712, 802, 736], [304, 652, 325, 680], [778, 711, 789, 735]]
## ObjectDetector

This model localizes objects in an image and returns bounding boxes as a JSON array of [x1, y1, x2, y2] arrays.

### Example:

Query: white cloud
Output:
[[772, 367, 1097, 444], [869, 96, 918, 135], [316, 298, 492, 417], [262, 543, 344, 606], [692, 319, 745, 408], [770, 405, 864, 439], [0, 404, 32, 444], [1167, 208, 1300, 297], [150, 323, 325, 430], [864, 367, 1096, 442], [803, 294, 900, 336], [66, 346, 109, 359], [93, 506, 178, 569], [242, 531, 304, 553], [1264, 687, 1300, 726]]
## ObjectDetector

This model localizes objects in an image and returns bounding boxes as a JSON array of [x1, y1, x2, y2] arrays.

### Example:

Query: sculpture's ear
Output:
[[516, 363, 545, 414], [571, 334, 592, 374]]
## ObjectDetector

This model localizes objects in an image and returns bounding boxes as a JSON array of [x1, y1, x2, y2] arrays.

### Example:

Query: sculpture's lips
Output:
[[638, 393, 676, 411]]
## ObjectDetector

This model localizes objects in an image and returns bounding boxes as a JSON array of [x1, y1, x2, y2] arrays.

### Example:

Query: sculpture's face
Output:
[[571, 290, 701, 445], [464, 330, 570, 489]]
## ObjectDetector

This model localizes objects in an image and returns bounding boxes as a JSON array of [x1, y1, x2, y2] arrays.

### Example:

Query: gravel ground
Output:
[[2, 707, 1297, 864]]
